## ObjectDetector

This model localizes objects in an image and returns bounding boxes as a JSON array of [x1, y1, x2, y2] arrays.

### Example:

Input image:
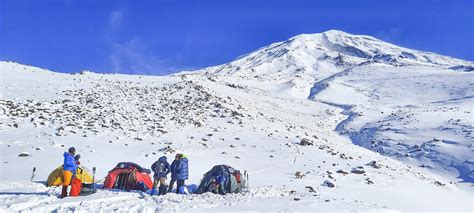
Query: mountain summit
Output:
[[206, 30, 472, 78]]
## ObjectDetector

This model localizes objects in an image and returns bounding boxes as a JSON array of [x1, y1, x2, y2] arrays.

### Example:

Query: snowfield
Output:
[[1, 30, 473, 212]]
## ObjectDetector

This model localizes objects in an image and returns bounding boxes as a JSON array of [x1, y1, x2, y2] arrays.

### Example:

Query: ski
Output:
[[30, 167, 36, 182]]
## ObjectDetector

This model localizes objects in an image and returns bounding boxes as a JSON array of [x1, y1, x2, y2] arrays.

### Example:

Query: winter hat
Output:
[[68, 147, 76, 154]]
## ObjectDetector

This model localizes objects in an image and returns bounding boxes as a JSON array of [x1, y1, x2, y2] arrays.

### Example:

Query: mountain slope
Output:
[[0, 30, 473, 212], [199, 30, 474, 185]]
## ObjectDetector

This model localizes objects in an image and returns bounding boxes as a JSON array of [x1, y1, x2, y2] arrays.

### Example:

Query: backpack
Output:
[[233, 170, 242, 183], [152, 161, 165, 174]]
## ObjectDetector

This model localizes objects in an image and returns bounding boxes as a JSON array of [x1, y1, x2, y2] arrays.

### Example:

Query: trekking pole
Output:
[[30, 167, 36, 182], [92, 167, 96, 190], [246, 170, 249, 190]]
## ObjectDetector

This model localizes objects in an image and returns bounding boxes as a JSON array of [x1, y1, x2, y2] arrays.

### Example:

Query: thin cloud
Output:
[[108, 10, 123, 31], [108, 38, 185, 75], [103, 9, 186, 75], [109, 55, 121, 73], [375, 27, 405, 43]]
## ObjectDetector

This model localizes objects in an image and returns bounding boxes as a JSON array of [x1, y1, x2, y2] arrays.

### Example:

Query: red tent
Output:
[[104, 162, 153, 192]]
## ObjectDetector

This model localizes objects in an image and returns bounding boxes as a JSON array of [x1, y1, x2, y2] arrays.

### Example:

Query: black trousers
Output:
[[168, 179, 185, 193], [168, 179, 176, 192]]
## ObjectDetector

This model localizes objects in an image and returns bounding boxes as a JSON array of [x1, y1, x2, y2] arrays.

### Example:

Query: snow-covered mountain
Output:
[[1, 30, 473, 212], [202, 29, 474, 184], [210, 30, 471, 77], [200, 30, 473, 98]]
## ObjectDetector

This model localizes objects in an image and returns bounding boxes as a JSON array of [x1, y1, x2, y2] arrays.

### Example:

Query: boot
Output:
[[177, 180, 186, 194], [60, 186, 68, 198], [150, 188, 157, 196], [159, 185, 167, 195], [178, 186, 185, 194]]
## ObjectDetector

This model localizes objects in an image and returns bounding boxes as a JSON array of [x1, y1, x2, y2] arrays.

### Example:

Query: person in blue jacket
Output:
[[150, 156, 170, 195], [61, 147, 78, 198], [168, 154, 179, 193], [209, 174, 227, 195], [168, 153, 189, 194], [175, 154, 189, 194]]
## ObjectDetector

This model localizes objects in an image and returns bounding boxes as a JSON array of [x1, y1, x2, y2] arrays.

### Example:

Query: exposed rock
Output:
[[295, 171, 305, 179], [298, 138, 313, 146], [339, 153, 349, 160], [158, 146, 176, 154], [1, 80, 235, 139], [56, 126, 65, 136], [18, 152, 31, 157], [367, 161, 382, 169], [305, 186, 316, 193], [336, 170, 349, 175], [351, 167, 366, 174], [322, 180, 335, 188], [365, 178, 374, 184]]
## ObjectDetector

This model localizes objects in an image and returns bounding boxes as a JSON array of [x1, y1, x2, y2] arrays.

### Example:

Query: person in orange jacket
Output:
[[69, 154, 83, 197]]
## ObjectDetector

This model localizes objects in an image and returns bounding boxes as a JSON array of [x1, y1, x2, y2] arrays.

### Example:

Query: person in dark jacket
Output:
[[167, 154, 180, 193], [61, 147, 78, 198], [75, 154, 81, 165], [175, 154, 189, 194], [209, 174, 227, 195], [150, 156, 170, 195]]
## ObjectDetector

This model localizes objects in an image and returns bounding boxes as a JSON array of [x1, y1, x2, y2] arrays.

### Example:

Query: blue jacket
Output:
[[151, 156, 170, 178], [63, 152, 78, 175], [172, 156, 189, 180], [170, 160, 178, 180], [216, 174, 227, 185]]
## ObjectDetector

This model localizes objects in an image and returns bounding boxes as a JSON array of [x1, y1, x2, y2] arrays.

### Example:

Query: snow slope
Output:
[[313, 64, 474, 185], [1, 30, 473, 212]]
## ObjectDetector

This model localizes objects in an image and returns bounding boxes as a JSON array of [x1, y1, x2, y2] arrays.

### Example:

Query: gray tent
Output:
[[196, 165, 244, 194]]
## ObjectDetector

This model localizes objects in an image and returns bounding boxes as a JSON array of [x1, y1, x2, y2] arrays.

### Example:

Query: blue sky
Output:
[[1, 0, 473, 75]]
